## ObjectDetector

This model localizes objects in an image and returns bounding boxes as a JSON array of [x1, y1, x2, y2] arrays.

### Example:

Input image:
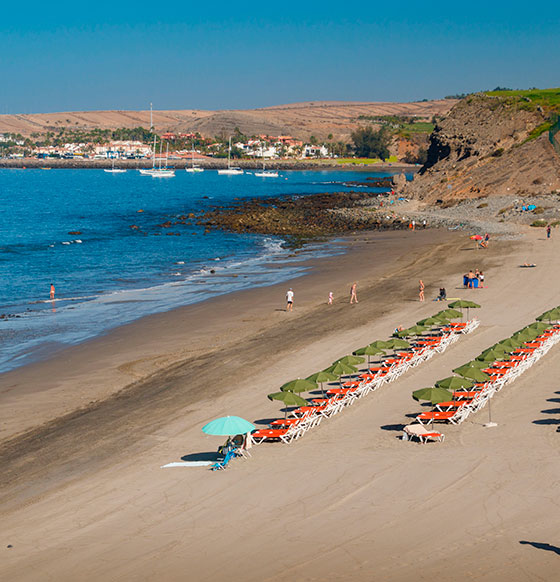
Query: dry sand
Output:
[[1, 227, 559, 582]]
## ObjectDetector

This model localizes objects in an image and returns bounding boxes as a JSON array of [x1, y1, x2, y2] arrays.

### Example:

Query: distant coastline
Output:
[[0, 157, 419, 172]]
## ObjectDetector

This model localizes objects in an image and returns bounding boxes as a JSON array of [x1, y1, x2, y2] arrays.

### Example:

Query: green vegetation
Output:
[[484, 88, 560, 113], [526, 121, 554, 141], [530, 219, 547, 227], [357, 115, 434, 137], [336, 156, 398, 165], [350, 126, 391, 159]]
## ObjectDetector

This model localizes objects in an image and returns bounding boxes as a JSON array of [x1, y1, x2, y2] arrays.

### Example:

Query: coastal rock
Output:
[[392, 173, 407, 191], [406, 93, 560, 202]]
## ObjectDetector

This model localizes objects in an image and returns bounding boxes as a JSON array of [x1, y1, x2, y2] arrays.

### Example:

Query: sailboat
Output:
[[217, 137, 243, 175], [186, 141, 204, 173], [151, 142, 175, 178], [254, 144, 278, 178], [104, 158, 126, 173], [139, 135, 158, 175]]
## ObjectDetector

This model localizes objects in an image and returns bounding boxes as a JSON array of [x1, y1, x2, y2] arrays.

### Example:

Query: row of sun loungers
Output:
[[251, 320, 480, 445], [409, 323, 560, 432]]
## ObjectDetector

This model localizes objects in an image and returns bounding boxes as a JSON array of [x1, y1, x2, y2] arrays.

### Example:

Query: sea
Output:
[[0, 167, 399, 373]]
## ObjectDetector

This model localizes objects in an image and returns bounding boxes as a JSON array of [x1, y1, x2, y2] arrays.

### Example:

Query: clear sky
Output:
[[1, 0, 559, 113]]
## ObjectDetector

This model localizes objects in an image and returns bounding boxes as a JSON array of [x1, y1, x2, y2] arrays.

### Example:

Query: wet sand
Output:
[[1, 227, 559, 582]]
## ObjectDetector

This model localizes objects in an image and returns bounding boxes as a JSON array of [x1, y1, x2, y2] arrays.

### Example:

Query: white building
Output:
[[302, 145, 329, 158]]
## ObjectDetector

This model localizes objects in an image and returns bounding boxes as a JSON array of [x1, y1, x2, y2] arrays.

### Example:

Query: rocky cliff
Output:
[[406, 94, 560, 202]]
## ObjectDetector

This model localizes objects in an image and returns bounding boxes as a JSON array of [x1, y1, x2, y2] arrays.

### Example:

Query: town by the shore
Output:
[[1, 222, 559, 581]]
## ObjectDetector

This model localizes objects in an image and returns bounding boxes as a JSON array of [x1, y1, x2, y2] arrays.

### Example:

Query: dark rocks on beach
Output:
[[199, 191, 409, 242]]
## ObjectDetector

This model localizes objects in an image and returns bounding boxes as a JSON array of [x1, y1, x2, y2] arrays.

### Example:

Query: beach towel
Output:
[[160, 461, 213, 468]]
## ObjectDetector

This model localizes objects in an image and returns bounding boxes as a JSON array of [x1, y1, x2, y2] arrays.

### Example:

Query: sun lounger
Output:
[[403, 424, 445, 443]]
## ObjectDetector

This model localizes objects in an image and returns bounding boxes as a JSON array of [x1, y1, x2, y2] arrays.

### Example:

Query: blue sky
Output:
[[1, 1, 559, 113]]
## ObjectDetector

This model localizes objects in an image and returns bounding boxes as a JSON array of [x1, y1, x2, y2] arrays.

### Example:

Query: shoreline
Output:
[[0, 229, 458, 444], [0, 158, 418, 172]]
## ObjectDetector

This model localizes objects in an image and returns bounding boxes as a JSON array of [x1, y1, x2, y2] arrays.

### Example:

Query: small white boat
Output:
[[104, 160, 126, 173], [218, 137, 243, 175], [151, 169, 175, 178], [218, 167, 243, 175], [186, 141, 204, 173], [254, 145, 278, 177]]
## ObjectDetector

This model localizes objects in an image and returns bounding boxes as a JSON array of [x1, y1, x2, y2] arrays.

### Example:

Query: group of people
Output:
[[463, 269, 485, 289], [285, 282, 359, 311], [407, 219, 427, 231]]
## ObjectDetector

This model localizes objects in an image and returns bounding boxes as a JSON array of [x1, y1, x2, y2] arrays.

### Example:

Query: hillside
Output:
[[0, 100, 455, 141], [406, 91, 560, 202]]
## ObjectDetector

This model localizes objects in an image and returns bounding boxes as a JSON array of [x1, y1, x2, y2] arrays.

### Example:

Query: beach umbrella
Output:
[[511, 329, 539, 342], [495, 338, 523, 350], [417, 316, 448, 326], [307, 370, 338, 396], [325, 361, 358, 386], [268, 391, 308, 418], [202, 416, 256, 436], [536, 308, 560, 322], [452, 361, 488, 375], [437, 308, 463, 319], [368, 340, 393, 350], [412, 386, 453, 403], [394, 328, 413, 338], [476, 349, 511, 362], [448, 300, 481, 320], [335, 355, 365, 366], [480, 344, 509, 358], [385, 338, 411, 349], [280, 378, 317, 393], [456, 367, 491, 383], [525, 322, 552, 332], [353, 345, 385, 366], [435, 376, 474, 390]]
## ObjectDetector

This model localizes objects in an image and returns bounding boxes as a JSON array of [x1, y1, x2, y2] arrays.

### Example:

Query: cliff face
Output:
[[406, 94, 560, 202]]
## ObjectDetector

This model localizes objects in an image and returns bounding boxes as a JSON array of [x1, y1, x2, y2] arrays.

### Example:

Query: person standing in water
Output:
[[418, 280, 425, 302], [50, 283, 55, 300], [350, 282, 358, 304], [286, 288, 294, 312]]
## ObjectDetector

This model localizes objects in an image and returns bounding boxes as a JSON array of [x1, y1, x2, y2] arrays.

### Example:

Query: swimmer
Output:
[[50, 283, 55, 300]]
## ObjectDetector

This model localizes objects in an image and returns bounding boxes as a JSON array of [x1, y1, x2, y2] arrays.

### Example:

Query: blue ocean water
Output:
[[0, 168, 397, 372]]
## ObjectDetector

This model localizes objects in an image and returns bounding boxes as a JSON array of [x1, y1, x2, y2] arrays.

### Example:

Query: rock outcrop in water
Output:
[[406, 94, 560, 202]]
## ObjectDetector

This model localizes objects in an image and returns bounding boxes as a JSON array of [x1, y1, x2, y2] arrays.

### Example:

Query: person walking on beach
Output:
[[350, 282, 358, 304], [328, 291, 334, 305], [50, 283, 55, 300], [418, 279, 425, 302], [547, 224, 551, 239], [412, 220, 416, 231], [286, 288, 294, 312]]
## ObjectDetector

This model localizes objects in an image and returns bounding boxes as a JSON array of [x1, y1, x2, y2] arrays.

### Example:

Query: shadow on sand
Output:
[[519, 541, 560, 556], [181, 451, 221, 462]]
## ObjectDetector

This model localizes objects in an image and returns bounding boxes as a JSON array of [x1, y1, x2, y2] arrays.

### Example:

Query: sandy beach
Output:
[[1, 227, 559, 582]]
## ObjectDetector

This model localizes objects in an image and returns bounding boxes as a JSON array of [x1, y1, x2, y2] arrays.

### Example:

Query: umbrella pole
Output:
[[484, 394, 497, 428]]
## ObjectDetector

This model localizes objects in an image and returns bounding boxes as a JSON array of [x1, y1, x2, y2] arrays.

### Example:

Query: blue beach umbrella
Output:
[[202, 416, 256, 436]]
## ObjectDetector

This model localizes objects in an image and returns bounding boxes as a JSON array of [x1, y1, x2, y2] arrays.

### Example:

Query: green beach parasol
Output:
[[437, 308, 463, 319], [268, 391, 308, 418], [455, 367, 491, 383], [385, 338, 411, 350], [335, 355, 365, 366], [307, 370, 338, 397], [412, 386, 453, 404], [417, 316, 448, 326], [435, 376, 474, 390], [452, 361, 489, 375], [476, 349, 511, 362], [536, 308, 560, 322], [280, 378, 317, 393], [353, 345, 386, 366], [368, 340, 393, 350]]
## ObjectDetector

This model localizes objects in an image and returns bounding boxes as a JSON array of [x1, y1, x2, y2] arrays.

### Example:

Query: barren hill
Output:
[[406, 93, 560, 202], [0, 100, 455, 140]]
